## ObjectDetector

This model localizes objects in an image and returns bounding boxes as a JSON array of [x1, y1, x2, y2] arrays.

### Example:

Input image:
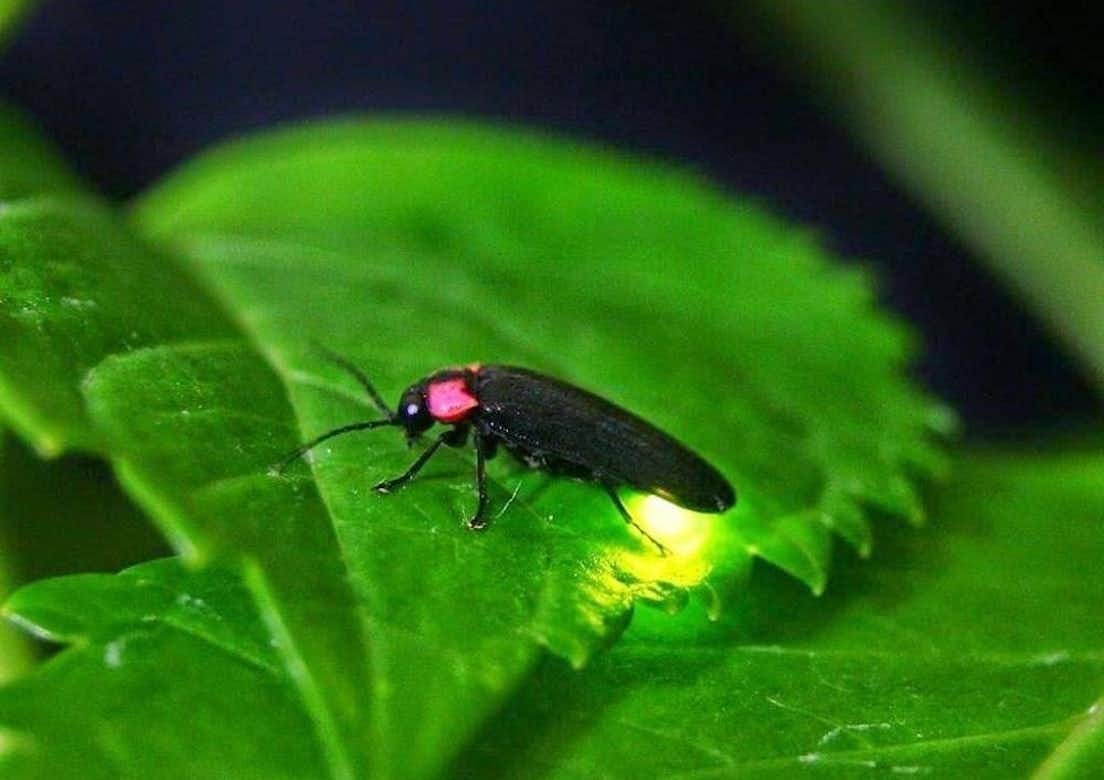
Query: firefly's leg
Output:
[[603, 484, 669, 555], [468, 435, 490, 530], [441, 424, 470, 448], [374, 430, 449, 492]]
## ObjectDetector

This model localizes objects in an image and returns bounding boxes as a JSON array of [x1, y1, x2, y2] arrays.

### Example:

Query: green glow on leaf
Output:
[[633, 495, 716, 559], [616, 495, 717, 604]]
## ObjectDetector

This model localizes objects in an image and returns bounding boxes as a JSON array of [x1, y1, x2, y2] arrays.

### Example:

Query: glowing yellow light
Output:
[[615, 495, 717, 592], [633, 494, 713, 557]]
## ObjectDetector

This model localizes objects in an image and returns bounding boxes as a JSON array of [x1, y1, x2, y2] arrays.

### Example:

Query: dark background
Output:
[[1, 1, 1099, 434]]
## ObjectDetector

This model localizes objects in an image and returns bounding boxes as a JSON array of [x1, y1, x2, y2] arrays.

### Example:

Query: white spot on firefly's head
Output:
[[407, 403, 420, 417]]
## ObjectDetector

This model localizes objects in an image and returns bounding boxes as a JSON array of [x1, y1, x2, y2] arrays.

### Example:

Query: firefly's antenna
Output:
[[311, 341, 395, 420], [273, 419, 395, 474]]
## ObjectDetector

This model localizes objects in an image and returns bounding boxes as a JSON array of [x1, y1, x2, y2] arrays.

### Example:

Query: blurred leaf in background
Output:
[[0, 1, 34, 48], [0, 0, 49, 686], [0, 431, 167, 682], [0, 106, 170, 684], [0, 434, 32, 684], [739, 0, 1104, 397], [0, 434, 167, 583]]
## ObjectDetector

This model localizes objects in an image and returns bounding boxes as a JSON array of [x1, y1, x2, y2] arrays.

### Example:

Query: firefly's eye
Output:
[[397, 389, 432, 434]]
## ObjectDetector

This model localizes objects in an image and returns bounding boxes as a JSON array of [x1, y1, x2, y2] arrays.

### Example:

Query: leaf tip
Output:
[[925, 402, 961, 438], [31, 434, 64, 458], [2, 606, 69, 645]]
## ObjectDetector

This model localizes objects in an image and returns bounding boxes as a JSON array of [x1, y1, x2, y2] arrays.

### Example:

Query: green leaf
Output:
[[0, 559, 327, 779], [0, 418, 166, 680], [0, 435, 32, 683], [0, 105, 81, 203], [0, 562, 29, 684], [128, 119, 945, 774], [5, 452, 1099, 777], [0, 432, 167, 586], [134, 118, 950, 573], [1, 114, 946, 779], [0, 106, 236, 454], [450, 451, 1104, 779], [0, 107, 374, 779]]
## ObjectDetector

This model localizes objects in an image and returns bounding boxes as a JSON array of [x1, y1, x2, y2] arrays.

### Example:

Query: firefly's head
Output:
[[396, 382, 434, 439]]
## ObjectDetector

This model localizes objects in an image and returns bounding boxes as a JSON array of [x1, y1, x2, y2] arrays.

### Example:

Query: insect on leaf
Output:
[[0, 112, 949, 780], [129, 119, 950, 777]]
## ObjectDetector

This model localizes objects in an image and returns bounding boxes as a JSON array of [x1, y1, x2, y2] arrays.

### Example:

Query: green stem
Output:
[[743, 1, 1104, 396]]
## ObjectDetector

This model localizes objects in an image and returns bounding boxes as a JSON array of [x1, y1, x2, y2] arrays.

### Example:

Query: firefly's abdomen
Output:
[[474, 365, 734, 512]]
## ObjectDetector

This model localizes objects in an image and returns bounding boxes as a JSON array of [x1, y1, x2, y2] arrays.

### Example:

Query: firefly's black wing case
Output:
[[474, 365, 734, 512]]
